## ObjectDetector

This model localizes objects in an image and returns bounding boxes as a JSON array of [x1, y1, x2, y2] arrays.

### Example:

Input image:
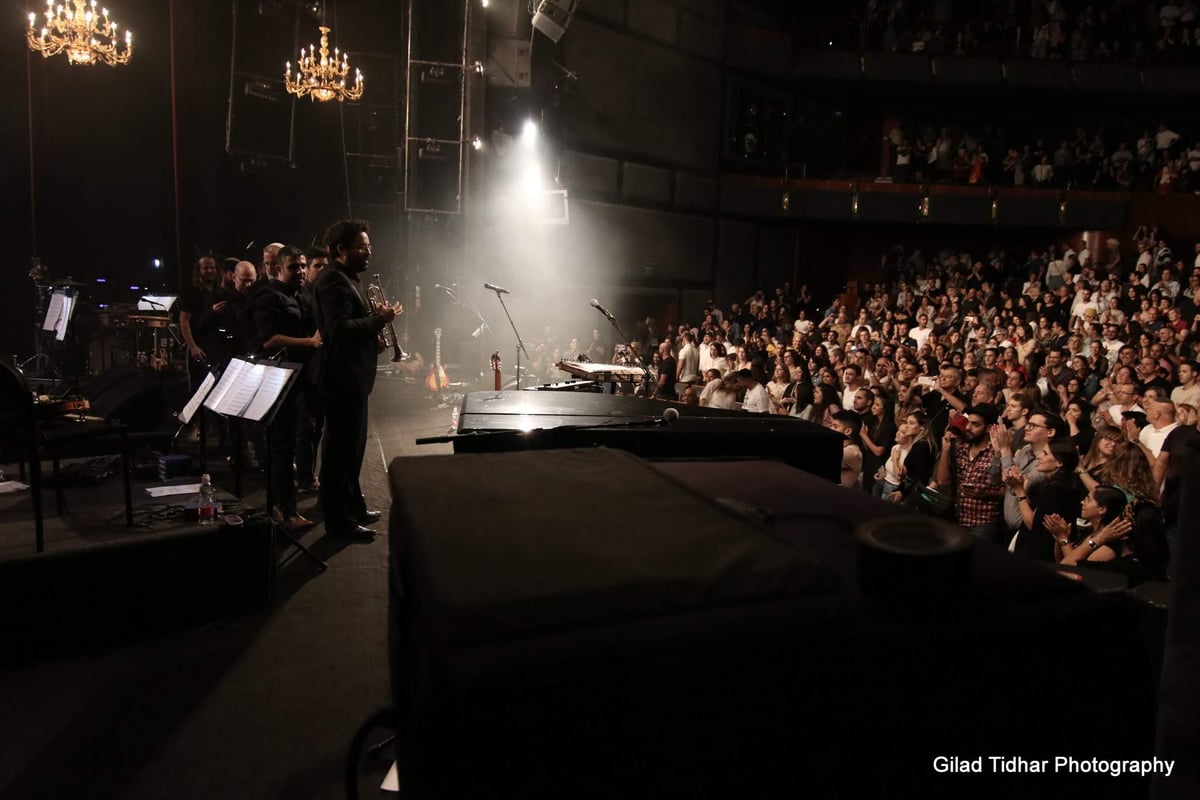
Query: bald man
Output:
[[218, 261, 259, 361]]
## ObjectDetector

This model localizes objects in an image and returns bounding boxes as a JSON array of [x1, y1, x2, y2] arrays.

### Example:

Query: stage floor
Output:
[[0, 376, 453, 800]]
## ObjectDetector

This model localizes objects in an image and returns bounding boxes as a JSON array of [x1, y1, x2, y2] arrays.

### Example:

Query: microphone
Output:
[[590, 298, 616, 322], [661, 407, 679, 425], [483, 282, 510, 294]]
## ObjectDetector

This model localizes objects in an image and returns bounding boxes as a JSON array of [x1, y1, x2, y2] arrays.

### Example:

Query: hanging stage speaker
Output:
[[532, 0, 579, 43]]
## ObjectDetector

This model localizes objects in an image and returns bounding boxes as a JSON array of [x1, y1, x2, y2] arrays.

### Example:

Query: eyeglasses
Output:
[[1024, 422, 1049, 430]]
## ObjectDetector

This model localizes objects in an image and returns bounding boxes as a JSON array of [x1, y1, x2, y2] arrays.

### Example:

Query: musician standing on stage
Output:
[[312, 219, 400, 538], [253, 245, 322, 531], [294, 247, 330, 493], [179, 255, 221, 379]]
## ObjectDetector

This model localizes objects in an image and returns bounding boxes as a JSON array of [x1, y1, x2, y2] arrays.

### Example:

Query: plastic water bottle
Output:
[[198, 474, 216, 525], [449, 405, 459, 433]]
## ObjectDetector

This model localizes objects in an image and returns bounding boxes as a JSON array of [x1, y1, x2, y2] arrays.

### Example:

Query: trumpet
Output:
[[367, 274, 406, 362]]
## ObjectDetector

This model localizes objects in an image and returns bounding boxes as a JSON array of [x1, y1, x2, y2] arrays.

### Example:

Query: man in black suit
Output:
[[312, 219, 401, 538]]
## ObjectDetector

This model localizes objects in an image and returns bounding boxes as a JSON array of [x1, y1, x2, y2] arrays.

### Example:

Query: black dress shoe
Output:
[[331, 525, 378, 540], [361, 510, 383, 523]]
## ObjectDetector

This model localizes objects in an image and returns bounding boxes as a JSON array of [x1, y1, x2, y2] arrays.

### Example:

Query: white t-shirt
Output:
[[1156, 128, 1180, 151], [1171, 383, 1200, 408], [882, 442, 912, 485], [1140, 422, 1179, 457], [742, 383, 771, 414], [677, 342, 700, 383], [1109, 403, 1145, 425]]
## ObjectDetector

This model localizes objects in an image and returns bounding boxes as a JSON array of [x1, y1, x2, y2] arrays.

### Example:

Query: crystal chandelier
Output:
[[26, 0, 133, 66], [285, 25, 363, 103]]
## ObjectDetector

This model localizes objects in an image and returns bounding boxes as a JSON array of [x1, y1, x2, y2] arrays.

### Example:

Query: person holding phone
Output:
[[933, 403, 1005, 543]]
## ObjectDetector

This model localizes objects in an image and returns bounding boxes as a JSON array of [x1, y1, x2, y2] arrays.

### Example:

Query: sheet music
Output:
[[221, 363, 267, 416], [137, 294, 178, 312], [178, 371, 217, 423], [43, 292, 67, 332], [53, 294, 75, 341], [243, 365, 292, 421], [203, 359, 249, 414], [202, 358, 294, 420]]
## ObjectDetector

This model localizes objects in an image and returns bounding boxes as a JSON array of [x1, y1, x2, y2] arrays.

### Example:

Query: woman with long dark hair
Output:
[[1003, 440, 1082, 562], [860, 388, 897, 490], [807, 383, 840, 427], [1045, 485, 1169, 584], [1064, 397, 1095, 457]]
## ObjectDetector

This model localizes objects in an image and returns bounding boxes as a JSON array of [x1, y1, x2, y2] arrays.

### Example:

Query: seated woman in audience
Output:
[[782, 349, 806, 383], [806, 382, 841, 427], [1045, 485, 1169, 585], [817, 366, 842, 395], [788, 381, 815, 420], [1003, 440, 1083, 562], [1098, 440, 1160, 504], [767, 364, 792, 415]]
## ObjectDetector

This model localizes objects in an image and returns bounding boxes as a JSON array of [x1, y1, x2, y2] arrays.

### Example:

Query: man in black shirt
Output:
[[295, 247, 330, 492], [253, 246, 322, 531], [654, 340, 677, 400], [179, 255, 222, 385], [178, 256, 224, 444]]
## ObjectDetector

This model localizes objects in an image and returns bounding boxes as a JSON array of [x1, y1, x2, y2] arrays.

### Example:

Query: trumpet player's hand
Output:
[[378, 303, 402, 324]]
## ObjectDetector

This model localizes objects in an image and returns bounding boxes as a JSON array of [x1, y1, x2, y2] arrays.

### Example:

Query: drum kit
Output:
[[21, 258, 182, 388]]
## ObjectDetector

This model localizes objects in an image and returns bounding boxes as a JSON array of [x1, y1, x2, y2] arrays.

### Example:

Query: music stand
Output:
[[42, 288, 77, 343], [204, 357, 328, 572], [176, 370, 217, 471]]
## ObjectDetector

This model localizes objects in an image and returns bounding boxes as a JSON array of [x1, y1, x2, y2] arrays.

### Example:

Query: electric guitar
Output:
[[426, 328, 450, 392], [491, 352, 502, 391]]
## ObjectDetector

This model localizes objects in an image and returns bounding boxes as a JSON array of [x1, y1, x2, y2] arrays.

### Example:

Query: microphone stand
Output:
[[487, 286, 529, 390], [595, 303, 651, 396], [442, 287, 491, 387]]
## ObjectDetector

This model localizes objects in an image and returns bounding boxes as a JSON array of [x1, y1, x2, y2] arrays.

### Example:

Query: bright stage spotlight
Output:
[[521, 119, 539, 146]]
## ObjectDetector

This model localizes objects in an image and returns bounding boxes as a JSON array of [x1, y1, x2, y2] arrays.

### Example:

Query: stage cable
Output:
[[26, 46, 37, 255], [168, 0, 185, 290], [334, 0, 354, 219]]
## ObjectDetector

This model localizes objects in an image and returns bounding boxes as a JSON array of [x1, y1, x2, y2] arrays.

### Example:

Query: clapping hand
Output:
[[1002, 465, 1027, 492], [1043, 513, 1071, 539], [989, 423, 1012, 455], [1095, 516, 1133, 545]]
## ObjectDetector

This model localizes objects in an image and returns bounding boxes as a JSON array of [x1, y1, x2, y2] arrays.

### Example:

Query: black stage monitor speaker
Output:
[[85, 367, 171, 431]]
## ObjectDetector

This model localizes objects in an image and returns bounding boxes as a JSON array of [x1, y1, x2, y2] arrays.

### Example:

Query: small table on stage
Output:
[[554, 360, 644, 393]]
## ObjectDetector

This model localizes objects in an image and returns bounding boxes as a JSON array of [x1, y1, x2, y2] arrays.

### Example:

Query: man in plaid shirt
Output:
[[933, 403, 1005, 543]]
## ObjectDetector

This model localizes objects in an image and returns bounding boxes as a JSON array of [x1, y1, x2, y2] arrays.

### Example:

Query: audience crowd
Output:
[[550, 224, 1200, 585], [883, 120, 1200, 193], [860, 0, 1200, 65]]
